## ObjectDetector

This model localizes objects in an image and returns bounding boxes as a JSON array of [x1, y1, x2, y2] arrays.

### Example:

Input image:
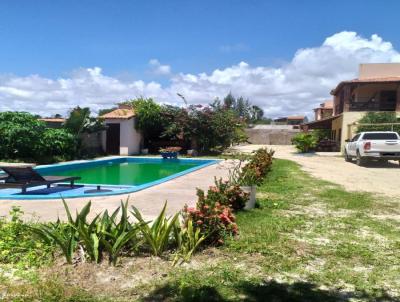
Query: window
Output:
[[362, 133, 399, 140], [351, 134, 360, 142]]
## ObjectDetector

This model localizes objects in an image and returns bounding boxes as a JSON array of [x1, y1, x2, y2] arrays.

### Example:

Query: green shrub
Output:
[[229, 148, 274, 186], [41, 128, 76, 161], [0, 207, 54, 267], [357, 112, 400, 133], [0, 112, 46, 159], [0, 111, 77, 163], [291, 133, 317, 153]]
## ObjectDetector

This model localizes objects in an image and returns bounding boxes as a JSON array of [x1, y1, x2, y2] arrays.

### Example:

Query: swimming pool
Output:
[[0, 157, 218, 200]]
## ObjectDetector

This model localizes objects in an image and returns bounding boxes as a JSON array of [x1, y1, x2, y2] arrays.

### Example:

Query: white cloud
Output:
[[148, 59, 171, 75], [1, 31, 400, 118]]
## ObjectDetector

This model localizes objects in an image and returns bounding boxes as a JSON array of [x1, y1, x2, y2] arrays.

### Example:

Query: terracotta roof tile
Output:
[[100, 108, 135, 119], [39, 118, 66, 123], [313, 100, 333, 111], [331, 76, 400, 95], [287, 116, 305, 120]]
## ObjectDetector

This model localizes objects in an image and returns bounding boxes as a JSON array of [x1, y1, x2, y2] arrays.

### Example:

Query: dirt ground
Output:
[[234, 145, 400, 199]]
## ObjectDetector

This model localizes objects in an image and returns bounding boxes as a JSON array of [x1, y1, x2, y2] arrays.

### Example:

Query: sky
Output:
[[1, 0, 400, 118]]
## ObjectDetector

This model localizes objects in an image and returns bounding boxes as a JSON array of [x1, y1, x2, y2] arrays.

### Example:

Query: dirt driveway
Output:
[[234, 145, 400, 199]]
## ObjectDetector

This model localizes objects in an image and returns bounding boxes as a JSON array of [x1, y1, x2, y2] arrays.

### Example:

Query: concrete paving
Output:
[[234, 144, 400, 199], [0, 160, 231, 222]]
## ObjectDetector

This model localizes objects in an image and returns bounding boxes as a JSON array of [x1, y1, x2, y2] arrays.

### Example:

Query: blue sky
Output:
[[1, 0, 400, 117], [1, 0, 399, 77]]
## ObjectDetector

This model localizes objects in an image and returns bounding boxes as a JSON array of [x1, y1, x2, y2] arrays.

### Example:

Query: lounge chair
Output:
[[0, 166, 80, 194]]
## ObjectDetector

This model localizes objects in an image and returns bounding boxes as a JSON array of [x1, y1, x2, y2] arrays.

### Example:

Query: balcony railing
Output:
[[349, 97, 397, 112]]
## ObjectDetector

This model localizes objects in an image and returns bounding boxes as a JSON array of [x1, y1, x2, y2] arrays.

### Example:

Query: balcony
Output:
[[349, 96, 397, 112]]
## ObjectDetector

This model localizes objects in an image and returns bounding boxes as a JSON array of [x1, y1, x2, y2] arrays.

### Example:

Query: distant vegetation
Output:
[[0, 112, 75, 163], [357, 112, 400, 133], [0, 107, 105, 164], [0, 94, 267, 162], [123, 93, 265, 154]]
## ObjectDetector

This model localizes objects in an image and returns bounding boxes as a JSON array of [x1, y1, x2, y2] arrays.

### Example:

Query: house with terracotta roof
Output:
[[99, 104, 141, 155], [313, 100, 333, 121], [39, 118, 66, 128], [274, 115, 306, 126], [302, 63, 400, 150]]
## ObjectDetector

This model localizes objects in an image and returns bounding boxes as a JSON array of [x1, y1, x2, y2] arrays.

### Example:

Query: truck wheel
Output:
[[356, 151, 366, 166], [344, 150, 352, 162], [378, 159, 388, 165]]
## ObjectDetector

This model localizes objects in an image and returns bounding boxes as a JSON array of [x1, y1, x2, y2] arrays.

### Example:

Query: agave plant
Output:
[[131, 202, 179, 257], [100, 200, 143, 265], [172, 218, 206, 266], [32, 199, 144, 265]]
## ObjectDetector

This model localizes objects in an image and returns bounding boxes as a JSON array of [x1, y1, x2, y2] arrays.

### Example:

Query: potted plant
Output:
[[237, 167, 258, 210], [227, 155, 257, 210], [227, 148, 274, 210], [159, 146, 182, 159]]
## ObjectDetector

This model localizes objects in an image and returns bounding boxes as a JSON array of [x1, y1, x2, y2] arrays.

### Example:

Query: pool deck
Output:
[[0, 159, 231, 222]]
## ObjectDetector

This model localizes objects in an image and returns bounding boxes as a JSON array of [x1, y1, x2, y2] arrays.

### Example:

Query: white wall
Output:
[[102, 118, 142, 155]]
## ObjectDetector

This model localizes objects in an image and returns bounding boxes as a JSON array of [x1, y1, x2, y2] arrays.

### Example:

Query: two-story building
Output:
[[303, 63, 400, 150], [313, 100, 333, 121]]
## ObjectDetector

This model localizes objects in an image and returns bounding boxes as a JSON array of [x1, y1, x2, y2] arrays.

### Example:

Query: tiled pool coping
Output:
[[0, 157, 219, 200]]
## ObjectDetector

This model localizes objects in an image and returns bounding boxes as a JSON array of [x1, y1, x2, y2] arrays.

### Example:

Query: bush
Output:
[[291, 133, 317, 153], [0, 112, 47, 159], [229, 148, 274, 186], [0, 207, 54, 267], [41, 128, 76, 161], [0, 111, 77, 163], [357, 112, 400, 133], [207, 178, 249, 210], [182, 189, 238, 245]]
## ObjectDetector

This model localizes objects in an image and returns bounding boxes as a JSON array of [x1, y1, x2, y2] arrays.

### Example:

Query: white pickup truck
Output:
[[344, 131, 400, 166]]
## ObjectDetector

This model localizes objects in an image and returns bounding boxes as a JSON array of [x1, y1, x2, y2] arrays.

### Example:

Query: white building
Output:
[[100, 104, 142, 155]]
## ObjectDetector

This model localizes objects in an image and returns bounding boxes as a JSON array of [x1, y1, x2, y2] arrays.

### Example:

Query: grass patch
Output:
[[2, 159, 400, 301]]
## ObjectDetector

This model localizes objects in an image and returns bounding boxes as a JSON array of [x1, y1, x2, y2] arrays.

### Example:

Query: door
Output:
[[106, 123, 120, 154], [348, 134, 360, 156]]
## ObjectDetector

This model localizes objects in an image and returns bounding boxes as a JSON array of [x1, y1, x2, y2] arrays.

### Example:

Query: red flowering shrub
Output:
[[207, 178, 249, 210], [182, 188, 238, 245], [239, 148, 274, 185]]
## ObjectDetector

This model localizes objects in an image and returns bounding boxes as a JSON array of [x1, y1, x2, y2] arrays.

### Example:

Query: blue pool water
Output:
[[0, 157, 218, 199]]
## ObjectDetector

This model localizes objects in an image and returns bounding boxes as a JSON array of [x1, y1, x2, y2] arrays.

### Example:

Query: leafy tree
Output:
[[220, 93, 263, 123], [0, 112, 77, 163], [186, 105, 246, 153], [0, 112, 46, 159], [98, 107, 117, 116], [250, 105, 264, 122], [64, 107, 90, 135], [160, 105, 189, 141], [41, 129, 76, 160], [123, 98, 163, 147], [64, 106, 104, 135]]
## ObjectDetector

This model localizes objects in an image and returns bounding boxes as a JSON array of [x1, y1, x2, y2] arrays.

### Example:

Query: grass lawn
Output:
[[1, 159, 399, 301]]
